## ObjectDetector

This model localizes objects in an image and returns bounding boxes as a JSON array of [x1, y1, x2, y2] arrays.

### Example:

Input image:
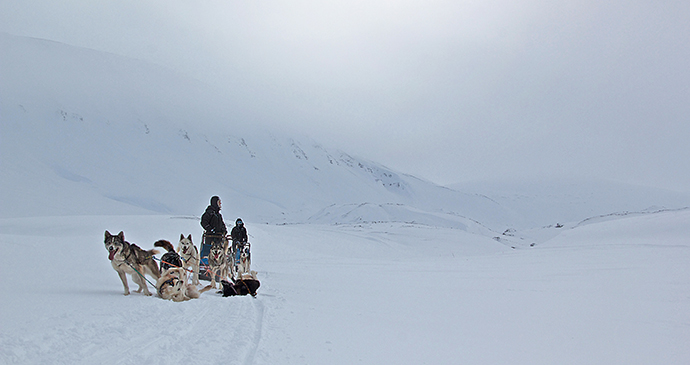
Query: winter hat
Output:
[[210, 196, 220, 209]]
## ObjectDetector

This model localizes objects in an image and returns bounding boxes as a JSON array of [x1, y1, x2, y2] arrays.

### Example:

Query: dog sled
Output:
[[199, 233, 255, 283]]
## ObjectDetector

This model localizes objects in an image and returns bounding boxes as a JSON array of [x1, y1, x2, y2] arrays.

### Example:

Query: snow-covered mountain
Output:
[[2, 31, 690, 237], [0, 32, 510, 230]]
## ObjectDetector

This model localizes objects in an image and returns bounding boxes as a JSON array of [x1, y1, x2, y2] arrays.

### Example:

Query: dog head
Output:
[[104, 230, 126, 261], [177, 234, 195, 255], [160, 251, 183, 271], [209, 239, 226, 261]]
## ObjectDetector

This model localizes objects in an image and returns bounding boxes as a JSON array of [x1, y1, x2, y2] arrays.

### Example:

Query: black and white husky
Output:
[[154, 239, 182, 272], [236, 243, 251, 278], [219, 271, 260, 297]]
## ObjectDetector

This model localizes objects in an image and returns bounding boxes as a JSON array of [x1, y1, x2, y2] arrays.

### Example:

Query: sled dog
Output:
[[104, 230, 160, 296], [154, 239, 182, 272], [236, 243, 251, 277], [219, 271, 260, 297], [157, 267, 185, 301], [157, 267, 212, 302], [208, 238, 229, 289], [177, 234, 200, 285]]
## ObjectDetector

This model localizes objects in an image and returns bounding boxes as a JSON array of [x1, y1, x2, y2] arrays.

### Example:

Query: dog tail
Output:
[[154, 239, 175, 252]]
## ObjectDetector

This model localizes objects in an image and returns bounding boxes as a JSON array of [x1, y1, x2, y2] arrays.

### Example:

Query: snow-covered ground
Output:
[[1, 210, 688, 364], [2, 31, 689, 364]]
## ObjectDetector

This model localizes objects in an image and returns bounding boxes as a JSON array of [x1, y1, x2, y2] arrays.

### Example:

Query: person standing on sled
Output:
[[200, 196, 227, 258], [230, 218, 248, 272]]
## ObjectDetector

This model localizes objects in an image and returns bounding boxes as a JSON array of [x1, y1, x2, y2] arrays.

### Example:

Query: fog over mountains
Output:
[[2, 32, 689, 240]]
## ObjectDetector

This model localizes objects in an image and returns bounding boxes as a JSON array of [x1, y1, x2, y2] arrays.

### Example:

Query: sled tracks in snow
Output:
[[190, 295, 266, 365], [242, 298, 265, 365]]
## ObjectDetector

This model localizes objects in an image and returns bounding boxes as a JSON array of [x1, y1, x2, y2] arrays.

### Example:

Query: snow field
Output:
[[1, 211, 688, 364]]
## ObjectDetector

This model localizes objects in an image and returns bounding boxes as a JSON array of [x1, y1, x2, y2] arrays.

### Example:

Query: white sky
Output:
[[2, 0, 689, 192]]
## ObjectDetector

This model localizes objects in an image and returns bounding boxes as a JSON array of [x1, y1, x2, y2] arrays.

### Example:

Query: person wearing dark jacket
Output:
[[231, 218, 247, 244], [201, 196, 227, 237], [231, 218, 248, 269], [199, 196, 227, 281]]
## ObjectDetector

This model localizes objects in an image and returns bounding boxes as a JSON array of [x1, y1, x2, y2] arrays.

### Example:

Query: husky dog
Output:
[[208, 238, 229, 289], [177, 234, 200, 285], [154, 240, 182, 272], [236, 243, 251, 278], [157, 267, 212, 302], [157, 267, 185, 301], [219, 271, 260, 297], [104, 230, 160, 296]]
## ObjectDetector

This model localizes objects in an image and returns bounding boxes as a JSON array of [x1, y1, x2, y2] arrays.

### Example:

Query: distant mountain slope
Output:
[[0, 32, 512, 233], [449, 179, 690, 229]]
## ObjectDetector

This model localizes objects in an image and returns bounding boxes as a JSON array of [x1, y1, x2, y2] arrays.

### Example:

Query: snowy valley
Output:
[[1, 32, 689, 364]]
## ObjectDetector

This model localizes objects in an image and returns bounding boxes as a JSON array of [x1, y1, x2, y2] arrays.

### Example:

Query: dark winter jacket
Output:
[[201, 205, 227, 236], [231, 224, 248, 243]]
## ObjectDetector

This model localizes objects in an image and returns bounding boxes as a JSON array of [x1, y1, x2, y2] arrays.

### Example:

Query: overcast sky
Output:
[[2, 1, 689, 192]]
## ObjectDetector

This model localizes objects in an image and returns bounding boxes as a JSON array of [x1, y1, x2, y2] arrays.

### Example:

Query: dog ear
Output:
[[117, 231, 125, 240], [105, 230, 111, 238], [180, 233, 185, 240], [187, 234, 193, 241]]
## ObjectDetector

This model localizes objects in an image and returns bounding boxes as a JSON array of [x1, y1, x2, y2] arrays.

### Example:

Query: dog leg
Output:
[[192, 266, 199, 286], [192, 259, 200, 285], [210, 269, 217, 289], [133, 272, 144, 293], [118, 271, 130, 295], [184, 284, 200, 299], [222, 265, 229, 284], [133, 265, 153, 296]]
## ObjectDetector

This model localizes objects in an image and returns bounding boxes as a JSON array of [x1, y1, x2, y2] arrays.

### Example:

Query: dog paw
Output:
[[124, 291, 130, 296], [144, 291, 153, 296]]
